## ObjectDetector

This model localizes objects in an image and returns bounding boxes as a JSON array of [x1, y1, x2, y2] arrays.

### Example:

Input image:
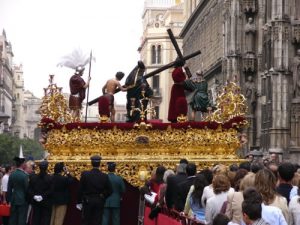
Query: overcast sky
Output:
[[0, 0, 144, 104]]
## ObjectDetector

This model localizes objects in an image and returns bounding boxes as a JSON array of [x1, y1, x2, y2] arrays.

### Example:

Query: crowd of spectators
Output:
[[141, 158, 300, 225]]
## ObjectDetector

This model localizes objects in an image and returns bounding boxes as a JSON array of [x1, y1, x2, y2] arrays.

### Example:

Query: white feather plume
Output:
[[57, 48, 91, 70]]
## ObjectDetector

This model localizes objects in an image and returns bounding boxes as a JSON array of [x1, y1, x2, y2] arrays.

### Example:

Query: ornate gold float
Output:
[[39, 76, 247, 187]]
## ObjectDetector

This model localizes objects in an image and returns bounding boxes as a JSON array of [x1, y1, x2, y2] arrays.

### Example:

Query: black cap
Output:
[[54, 162, 64, 174], [13, 157, 25, 163], [39, 160, 49, 169], [107, 162, 116, 171], [90, 155, 101, 162]]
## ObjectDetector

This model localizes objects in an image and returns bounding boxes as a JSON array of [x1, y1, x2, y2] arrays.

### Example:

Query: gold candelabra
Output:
[[130, 89, 156, 129], [39, 75, 72, 124]]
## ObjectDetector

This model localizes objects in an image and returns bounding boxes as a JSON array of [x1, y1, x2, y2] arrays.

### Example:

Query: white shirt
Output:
[[205, 188, 234, 225], [1, 174, 9, 192], [201, 185, 214, 208], [289, 196, 300, 225], [262, 203, 287, 225]]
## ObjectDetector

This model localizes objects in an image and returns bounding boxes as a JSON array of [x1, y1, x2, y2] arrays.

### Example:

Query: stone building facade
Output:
[[0, 30, 15, 133], [0, 30, 42, 139], [139, 0, 185, 122], [180, 0, 300, 162]]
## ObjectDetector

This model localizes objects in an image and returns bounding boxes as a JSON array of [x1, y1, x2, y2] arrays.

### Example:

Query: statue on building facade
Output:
[[244, 75, 257, 114], [293, 49, 300, 98], [245, 17, 256, 53]]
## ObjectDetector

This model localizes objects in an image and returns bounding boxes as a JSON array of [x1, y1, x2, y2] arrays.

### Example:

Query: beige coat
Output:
[[225, 191, 244, 224]]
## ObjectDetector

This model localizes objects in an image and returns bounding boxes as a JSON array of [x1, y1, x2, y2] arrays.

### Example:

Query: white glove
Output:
[[76, 204, 83, 211], [33, 195, 43, 202]]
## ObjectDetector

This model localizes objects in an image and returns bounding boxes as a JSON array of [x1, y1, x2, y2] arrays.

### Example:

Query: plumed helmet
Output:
[[75, 66, 85, 75]]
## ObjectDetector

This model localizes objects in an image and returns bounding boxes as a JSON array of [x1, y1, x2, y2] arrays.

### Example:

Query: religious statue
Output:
[[57, 48, 93, 121], [293, 49, 300, 98], [125, 61, 153, 122], [69, 66, 90, 120], [244, 75, 257, 114], [245, 17, 256, 53], [168, 59, 187, 122], [184, 70, 210, 121], [102, 72, 127, 122]]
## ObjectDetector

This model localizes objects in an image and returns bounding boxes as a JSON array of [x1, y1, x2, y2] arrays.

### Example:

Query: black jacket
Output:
[[52, 173, 75, 205], [177, 176, 196, 211], [165, 172, 187, 209], [77, 168, 113, 205], [28, 172, 53, 207]]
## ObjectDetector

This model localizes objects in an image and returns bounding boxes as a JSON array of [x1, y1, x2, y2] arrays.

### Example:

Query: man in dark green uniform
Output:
[[7, 148, 29, 225], [77, 155, 112, 225], [102, 162, 126, 225]]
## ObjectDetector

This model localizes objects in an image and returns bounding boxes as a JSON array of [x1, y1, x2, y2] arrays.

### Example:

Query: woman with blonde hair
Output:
[[255, 169, 289, 223], [205, 174, 233, 225], [225, 172, 255, 224]]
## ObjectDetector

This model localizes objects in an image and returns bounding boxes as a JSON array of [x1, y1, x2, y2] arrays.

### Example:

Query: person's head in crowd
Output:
[[246, 154, 254, 162], [212, 213, 230, 225], [90, 155, 101, 168], [186, 163, 196, 177], [199, 168, 213, 185], [229, 164, 239, 172], [176, 163, 187, 174], [212, 174, 230, 194], [239, 172, 255, 192], [270, 153, 278, 163], [54, 162, 64, 174], [242, 188, 263, 225], [227, 170, 237, 188], [155, 166, 166, 184], [25, 161, 35, 175], [163, 169, 175, 183], [107, 162, 116, 173], [192, 174, 208, 207], [267, 162, 279, 179], [292, 171, 300, 187], [179, 158, 188, 165], [233, 169, 248, 191], [255, 168, 277, 204], [263, 158, 269, 167], [239, 161, 251, 172], [38, 160, 49, 176], [212, 164, 227, 176], [4, 165, 12, 174], [250, 161, 264, 173], [278, 162, 295, 183], [243, 187, 262, 202]]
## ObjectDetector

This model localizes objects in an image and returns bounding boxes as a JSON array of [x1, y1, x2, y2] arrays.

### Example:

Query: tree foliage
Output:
[[0, 134, 45, 165]]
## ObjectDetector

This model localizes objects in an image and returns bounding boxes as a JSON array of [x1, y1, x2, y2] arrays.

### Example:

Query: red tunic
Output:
[[168, 67, 187, 122], [69, 75, 86, 110]]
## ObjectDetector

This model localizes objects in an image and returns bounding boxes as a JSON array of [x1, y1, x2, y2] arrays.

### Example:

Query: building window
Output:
[[151, 45, 156, 64], [117, 113, 121, 121], [151, 45, 162, 64], [17, 93, 19, 99], [17, 75, 20, 80], [157, 45, 161, 64], [152, 75, 160, 90], [154, 106, 159, 119]]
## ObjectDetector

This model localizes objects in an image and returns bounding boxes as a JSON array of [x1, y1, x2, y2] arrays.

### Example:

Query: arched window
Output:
[[157, 45, 162, 64], [151, 45, 156, 64]]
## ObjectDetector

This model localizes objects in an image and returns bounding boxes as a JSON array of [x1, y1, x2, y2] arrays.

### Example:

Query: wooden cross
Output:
[[167, 28, 193, 78]]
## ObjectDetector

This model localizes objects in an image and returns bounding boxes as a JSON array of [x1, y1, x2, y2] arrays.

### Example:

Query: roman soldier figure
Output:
[[69, 66, 90, 120]]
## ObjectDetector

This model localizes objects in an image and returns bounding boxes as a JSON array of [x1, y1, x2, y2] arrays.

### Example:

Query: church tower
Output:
[[12, 64, 25, 138], [139, 0, 185, 122]]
